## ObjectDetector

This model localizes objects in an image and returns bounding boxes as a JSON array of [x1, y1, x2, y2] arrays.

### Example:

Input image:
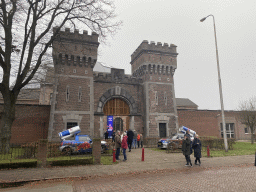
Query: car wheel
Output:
[[62, 147, 72, 156]]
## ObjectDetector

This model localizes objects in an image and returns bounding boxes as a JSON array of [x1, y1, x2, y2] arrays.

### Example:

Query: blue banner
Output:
[[107, 116, 113, 138]]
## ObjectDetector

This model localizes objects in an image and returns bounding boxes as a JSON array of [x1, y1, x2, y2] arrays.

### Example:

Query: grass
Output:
[[150, 142, 256, 157], [202, 142, 256, 157]]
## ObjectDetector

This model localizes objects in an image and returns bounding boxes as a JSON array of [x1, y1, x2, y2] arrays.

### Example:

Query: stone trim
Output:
[[96, 87, 139, 115], [62, 113, 83, 130]]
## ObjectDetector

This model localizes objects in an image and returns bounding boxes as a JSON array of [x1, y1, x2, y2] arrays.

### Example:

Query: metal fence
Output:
[[143, 137, 160, 148], [0, 142, 38, 161]]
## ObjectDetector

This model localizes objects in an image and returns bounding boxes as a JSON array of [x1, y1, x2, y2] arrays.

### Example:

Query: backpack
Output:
[[137, 134, 140, 141]]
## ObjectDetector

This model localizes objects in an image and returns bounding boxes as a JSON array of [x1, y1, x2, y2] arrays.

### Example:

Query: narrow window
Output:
[[65, 54, 68, 65], [66, 86, 70, 102], [83, 57, 86, 66], [164, 91, 167, 106], [71, 55, 74, 66], [77, 56, 81, 66], [78, 86, 82, 102], [155, 91, 158, 105]]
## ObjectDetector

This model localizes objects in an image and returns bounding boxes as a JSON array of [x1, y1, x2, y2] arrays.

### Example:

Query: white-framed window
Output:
[[78, 86, 82, 102], [67, 122, 78, 129], [164, 91, 167, 106], [155, 91, 158, 105], [244, 127, 249, 134], [66, 86, 70, 102], [220, 123, 235, 138]]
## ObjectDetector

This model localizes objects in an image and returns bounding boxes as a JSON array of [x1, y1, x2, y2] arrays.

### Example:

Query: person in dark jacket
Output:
[[112, 130, 116, 143], [104, 130, 109, 140], [115, 131, 121, 160], [192, 134, 202, 166], [127, 129, 134, 152], [182, 135, 192, 167]]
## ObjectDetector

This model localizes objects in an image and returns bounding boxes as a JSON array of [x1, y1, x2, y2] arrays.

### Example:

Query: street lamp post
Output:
[[200, 14, 228, 152]]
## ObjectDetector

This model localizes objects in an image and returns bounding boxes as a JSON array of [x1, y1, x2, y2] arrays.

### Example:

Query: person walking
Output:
[[104, 129, 109, 140], [133, 130, 137, 149], [140, 134, 143, 148], [182, 135, 192, 167], [127, 129, 134, 152], [192, 134, 202, 166], [115, 131, 121, 160], [112, 130, 116, 143], [121, 132, 128, 161], [137, 133, 140, 148]]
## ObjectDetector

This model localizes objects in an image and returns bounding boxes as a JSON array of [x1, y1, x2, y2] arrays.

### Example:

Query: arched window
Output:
[[114, 117, 123, 132], [103, 98, 130, 116]]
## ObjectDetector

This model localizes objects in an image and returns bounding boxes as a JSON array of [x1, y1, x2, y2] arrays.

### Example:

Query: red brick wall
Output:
[[0, 104, 50, 144], [178, 110, 221, 138]]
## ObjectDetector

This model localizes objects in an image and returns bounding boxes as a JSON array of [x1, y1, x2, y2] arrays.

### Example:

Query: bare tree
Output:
[[0, 0, 121, 152], [238, 97, 256, 144]]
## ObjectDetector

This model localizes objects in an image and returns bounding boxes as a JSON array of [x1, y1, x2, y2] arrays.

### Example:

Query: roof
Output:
[[0, 88, 41, 100], [93, 62, 113, 73], [176, 98, 198, 109]]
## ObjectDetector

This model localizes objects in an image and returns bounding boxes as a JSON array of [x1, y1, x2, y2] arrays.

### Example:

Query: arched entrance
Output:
[[103, 98, 130, 131]]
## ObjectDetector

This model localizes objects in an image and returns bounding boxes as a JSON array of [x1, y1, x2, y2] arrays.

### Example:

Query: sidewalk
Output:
[[0, 148, 255, 184]]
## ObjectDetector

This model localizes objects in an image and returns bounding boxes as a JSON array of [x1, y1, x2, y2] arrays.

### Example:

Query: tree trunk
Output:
[[0, 97, 16, 153]]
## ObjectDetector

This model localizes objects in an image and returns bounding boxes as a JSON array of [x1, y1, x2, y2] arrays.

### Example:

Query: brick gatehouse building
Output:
[[48, 28, 179, 141], [0, 28, 251, 143]]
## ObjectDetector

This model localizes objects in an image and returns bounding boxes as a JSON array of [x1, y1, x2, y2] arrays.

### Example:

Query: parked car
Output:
[[59, 126, 109, 155]]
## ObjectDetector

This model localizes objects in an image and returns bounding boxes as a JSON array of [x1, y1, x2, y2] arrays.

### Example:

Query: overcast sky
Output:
[[97, 0, 256, 111]]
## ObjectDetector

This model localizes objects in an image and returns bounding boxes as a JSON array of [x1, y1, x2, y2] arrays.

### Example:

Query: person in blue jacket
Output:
[[192, 134, 202, 166]]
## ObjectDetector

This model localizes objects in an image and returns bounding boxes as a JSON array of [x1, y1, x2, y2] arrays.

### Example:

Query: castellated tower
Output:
[[130, 40, 178, 138], [48, 28, 99, 141]]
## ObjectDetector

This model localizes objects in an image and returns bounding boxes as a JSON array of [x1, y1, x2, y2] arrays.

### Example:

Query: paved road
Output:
[[1, 147, 256, 191], [72, 165, 256, 192], [2, 164, 256, 192]]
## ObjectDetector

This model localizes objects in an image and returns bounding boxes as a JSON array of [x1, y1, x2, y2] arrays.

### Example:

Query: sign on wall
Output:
[[107, 115, 113, 138]]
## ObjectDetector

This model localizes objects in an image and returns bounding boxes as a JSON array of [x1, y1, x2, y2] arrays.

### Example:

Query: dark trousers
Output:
[[141, 141, 143, 148], [195, 157, 201, 164], [123, 148, 127, 160], [185, 155, 192, 165], [115, 148, 120, 160], [137, 141, 140, 148], [128, 141, 132, 151]]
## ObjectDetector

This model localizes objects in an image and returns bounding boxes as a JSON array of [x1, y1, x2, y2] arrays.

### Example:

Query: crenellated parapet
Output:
[[130, 40, 178, 75], [132, 64, 176, 78], [131, 40, 178, 64], [52, 27, 99, 69], [56, 53, 97, 68], [93, 71, 143, 84], [53, 27, 99, 44]]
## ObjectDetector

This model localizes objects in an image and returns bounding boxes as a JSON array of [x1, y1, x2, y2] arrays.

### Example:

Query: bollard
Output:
[[113, 149, 116, 163], [142, 148, 144, 161], [255, 152, 256, 166], [207, 146, 210, 157]]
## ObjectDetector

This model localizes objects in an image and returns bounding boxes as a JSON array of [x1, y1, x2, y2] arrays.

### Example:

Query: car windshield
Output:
[[78, 136, 91, 142]]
